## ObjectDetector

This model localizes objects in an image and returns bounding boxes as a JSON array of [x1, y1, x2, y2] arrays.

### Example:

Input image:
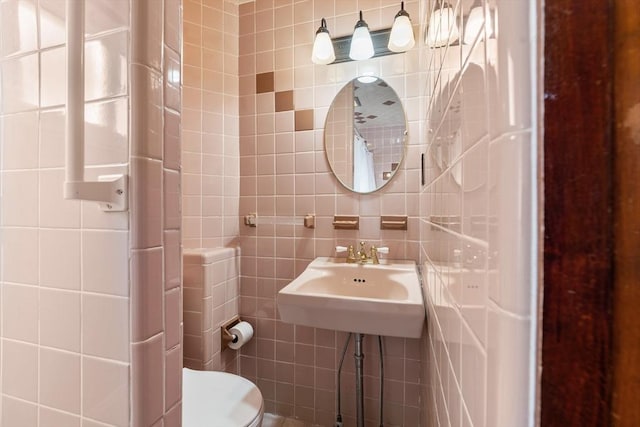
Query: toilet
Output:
[[182, 368, 264, 427]]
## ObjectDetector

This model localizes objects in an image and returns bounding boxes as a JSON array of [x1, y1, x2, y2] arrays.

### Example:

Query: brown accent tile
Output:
[[275, 90, 294, 112], [295, 109, 314, 131], [256, 72, 274, 93]]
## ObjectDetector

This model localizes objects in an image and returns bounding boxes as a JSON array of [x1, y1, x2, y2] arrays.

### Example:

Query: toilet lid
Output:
[[183, 368, 263, 427]]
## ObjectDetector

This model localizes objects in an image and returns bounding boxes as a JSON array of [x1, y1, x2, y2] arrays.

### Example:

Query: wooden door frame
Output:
[[541, 0, 640, 426]]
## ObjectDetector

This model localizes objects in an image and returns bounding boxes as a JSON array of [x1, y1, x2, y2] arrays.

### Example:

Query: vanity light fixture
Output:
[[311, 4, 416, 65], [311, 18, 336, 65], [349, 11, 375, 61], [388, 1, 415, 52], [463, 4, 493, 45], [426, 1, 459, 48]]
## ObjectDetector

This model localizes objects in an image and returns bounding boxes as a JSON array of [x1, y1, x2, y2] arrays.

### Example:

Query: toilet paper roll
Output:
[[228, 321, 254, 350]]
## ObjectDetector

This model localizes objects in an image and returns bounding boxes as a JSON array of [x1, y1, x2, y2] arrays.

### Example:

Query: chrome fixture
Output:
[[334, 334, 386, 427], [311, 3, 415, 65]]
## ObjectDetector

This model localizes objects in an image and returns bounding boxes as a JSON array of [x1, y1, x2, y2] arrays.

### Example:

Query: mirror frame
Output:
[[323, 76, 409, 194]]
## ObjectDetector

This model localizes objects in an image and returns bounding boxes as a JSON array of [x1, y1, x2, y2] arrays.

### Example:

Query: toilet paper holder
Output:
[[221, 315, 242, 350]]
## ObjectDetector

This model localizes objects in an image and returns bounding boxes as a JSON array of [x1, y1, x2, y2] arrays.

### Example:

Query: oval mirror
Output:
[[324, 76, 407, 193]]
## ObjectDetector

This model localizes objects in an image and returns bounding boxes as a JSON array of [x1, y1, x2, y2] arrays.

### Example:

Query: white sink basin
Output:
[[277, 257, 425, 338]]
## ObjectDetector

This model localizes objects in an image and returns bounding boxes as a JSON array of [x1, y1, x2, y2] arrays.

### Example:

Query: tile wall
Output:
[[418, 0, 538, 426], [0, 0, 182, 425], [183, 247, 240, 373], [182, 0, 241, 250], [131, 0, 183, 425], [237, 1, 425, 425]]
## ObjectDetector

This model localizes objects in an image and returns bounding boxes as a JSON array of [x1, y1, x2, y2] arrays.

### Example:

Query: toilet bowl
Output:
[[182, 368, 264, 427]]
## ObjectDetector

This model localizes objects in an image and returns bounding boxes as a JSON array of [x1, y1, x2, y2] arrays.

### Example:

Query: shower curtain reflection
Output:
[[353, 133, 376, 193]]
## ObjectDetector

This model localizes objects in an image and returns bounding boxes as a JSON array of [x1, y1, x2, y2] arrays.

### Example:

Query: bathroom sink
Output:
[[277, 257, 425, 338]]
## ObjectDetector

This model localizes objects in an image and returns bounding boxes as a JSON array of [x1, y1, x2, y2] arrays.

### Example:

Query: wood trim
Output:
[[611, 0, 640, 425], [541, 1, 614, 426]]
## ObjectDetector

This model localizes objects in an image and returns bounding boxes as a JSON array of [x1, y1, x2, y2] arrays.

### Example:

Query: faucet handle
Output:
[[370, 246, 389, 264], [346, 245, 357, 263]]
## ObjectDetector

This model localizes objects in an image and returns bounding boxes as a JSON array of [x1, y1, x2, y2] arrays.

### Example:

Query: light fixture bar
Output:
[[330, 28, 398, 64]]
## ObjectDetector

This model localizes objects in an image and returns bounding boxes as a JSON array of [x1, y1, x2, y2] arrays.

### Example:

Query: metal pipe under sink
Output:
[[355, 333, 365, 427]]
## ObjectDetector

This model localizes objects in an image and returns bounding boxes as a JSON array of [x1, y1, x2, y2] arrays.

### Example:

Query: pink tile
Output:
[[488, 133, 534, 316], [82, 230, 129, 296], [164, 109, 181, 170], [40, 229, 81, 290], [164, 230, 181, 290], [83, 357, 130, 426], [39, 407, 80, 427], [1, 396, 37, 426], [490, 0, 533, 136], [2, 340, 38, 401], [131, 248, 164, 341], [131, 157, 163, 249], [132, 0, 163, 70], [164, 169, 181, 230], [85, 1, 129, 36], [41, 46, 66, 107], [39, 348, 80, 413], [165, 345, 183, 410], [0, 53, 39, 113], [39, 169, 81, 228], [82, 294, 130, 361], [132, 335, 164, 426], [165, 287, 182, 350], [486, 309, 533, 427], [164, 0, 181, 51], [85, 31, 128, 101], [40, 288, 80, 352], [131, 66, 163, 159], [294, 364, 314, 387], [295, 385, 314, 408], [1, 0, 38, 55], [39, 108, 65, 167], [164, 402, 182, 427], [184, 334, 203, 361], [85, 98, 129, 166], [2, 171, 38, 226], [2, 283, 38, 343], [1, 111, 38, 170]]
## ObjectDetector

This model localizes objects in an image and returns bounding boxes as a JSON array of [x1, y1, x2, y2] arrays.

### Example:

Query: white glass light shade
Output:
[[426, 5, 459, 48], [311, 31, 335, 64], [388, 14, 415, 52], [349, 26, 374, 60], [463, 6, 493, 45]]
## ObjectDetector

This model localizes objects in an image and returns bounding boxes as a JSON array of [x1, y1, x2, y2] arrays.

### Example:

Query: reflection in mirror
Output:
[[324, 76, 407, 193], [429, 60, 488, 187]]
